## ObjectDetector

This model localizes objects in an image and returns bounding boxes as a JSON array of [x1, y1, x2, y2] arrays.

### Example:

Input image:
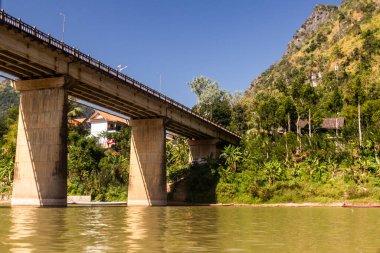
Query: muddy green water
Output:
[[0, 206, 380, 252]]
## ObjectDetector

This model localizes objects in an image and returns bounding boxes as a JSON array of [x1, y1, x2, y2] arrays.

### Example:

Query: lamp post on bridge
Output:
[[59, 12, 66, 43], [117, 64, 128, 72]]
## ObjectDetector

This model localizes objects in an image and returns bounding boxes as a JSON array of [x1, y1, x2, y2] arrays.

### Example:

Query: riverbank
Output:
[[2, 200, 380, 208], [171, 202, 380, 208]]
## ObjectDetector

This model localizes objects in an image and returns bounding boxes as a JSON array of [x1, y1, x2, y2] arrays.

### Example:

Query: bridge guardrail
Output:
[[0, 10, 240, 139]]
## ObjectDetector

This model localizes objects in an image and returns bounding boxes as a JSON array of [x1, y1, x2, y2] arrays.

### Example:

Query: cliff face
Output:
[[246, 0, 380, 96], [285, 5, 338, 55]]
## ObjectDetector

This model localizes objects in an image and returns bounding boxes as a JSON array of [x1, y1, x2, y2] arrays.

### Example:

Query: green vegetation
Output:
[[177, 0, 380, 204], [188, 76, 234, 126], [0, 79, 18, 194], [166, 136, 190, 183], [0, 106, 17, 194], [66, 102, 130, 201], [67, 125, 130, 201], [0, 79, 18, 119]]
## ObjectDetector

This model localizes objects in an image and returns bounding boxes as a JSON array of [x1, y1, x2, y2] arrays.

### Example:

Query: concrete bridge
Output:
[[0, 10, 240, 206]]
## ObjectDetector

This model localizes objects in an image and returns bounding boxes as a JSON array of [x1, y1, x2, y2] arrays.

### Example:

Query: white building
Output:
[[87, 110, 128, 147]]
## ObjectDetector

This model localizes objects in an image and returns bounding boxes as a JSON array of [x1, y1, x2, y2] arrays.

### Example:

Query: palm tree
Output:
[[220, 145, 242, 172]]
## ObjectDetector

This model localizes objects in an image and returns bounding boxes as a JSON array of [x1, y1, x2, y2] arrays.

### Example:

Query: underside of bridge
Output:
[[10, 76, 224, 207]]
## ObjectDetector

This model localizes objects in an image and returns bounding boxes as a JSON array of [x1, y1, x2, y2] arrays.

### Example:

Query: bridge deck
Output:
[[0, 10, 240, 144]]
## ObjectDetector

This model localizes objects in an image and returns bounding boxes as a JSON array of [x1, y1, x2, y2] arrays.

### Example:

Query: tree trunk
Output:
[[296, 115, 302, 154], [287, 113, 291, 133], [308, 108, 312, 138], [308, 108, 312, 146], [285, 131, 289, 162], [358, 102, 362, 147]]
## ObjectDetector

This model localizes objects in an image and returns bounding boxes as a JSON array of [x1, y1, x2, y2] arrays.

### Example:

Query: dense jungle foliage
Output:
[[1, 0, 380, 204], [67, 124, 130, 201], [180, 0, 380, 203], [0, 83, 130, 201]]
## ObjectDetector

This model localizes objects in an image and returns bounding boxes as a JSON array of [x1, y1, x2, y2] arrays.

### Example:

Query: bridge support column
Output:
[[11, 77, 68, 206], [188, 139, 222, 162], [128, 118, 167, 206]]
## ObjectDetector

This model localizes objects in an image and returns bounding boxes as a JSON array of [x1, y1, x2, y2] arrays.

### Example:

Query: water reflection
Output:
[[5, 207, 67, 252], [125, 207, 148, 242], [125, 206, 220, 252], [8, 207, 36, 252], [125, 207, 167, 252], [79, 207, 114, 252], [64, 207, 129, 252], [1, 206, 380, 252]]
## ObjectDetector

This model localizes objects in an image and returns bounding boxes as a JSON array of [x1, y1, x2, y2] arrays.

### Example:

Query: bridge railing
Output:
[[0, 10, 240, 139]]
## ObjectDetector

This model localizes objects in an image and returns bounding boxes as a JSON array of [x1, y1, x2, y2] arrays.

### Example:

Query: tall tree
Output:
[[302, 84, 319, 140], [352, 77, 366, 147], [289, 69, 307, 153], [257, 95, 279, 132], [188, 76, 232, 127]]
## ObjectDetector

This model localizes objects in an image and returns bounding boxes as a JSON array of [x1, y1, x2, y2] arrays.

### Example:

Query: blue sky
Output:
[[1, 0, 341, 107]]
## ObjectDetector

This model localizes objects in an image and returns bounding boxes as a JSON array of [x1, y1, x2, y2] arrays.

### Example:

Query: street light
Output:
[[117, 64, 128, 72], [59, 12, 66, 43]]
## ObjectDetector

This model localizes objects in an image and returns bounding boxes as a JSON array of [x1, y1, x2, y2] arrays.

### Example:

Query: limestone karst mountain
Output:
[[246, 0, 380, 98]]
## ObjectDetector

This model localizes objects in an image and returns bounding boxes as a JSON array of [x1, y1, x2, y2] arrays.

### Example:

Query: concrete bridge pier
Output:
[[127, 118, 167, 206], [11, 77, 68, 206], [188, 139, 222, 162]]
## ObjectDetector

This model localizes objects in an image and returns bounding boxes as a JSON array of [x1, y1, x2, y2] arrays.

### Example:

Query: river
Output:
[[0, 206, 380, 252]]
